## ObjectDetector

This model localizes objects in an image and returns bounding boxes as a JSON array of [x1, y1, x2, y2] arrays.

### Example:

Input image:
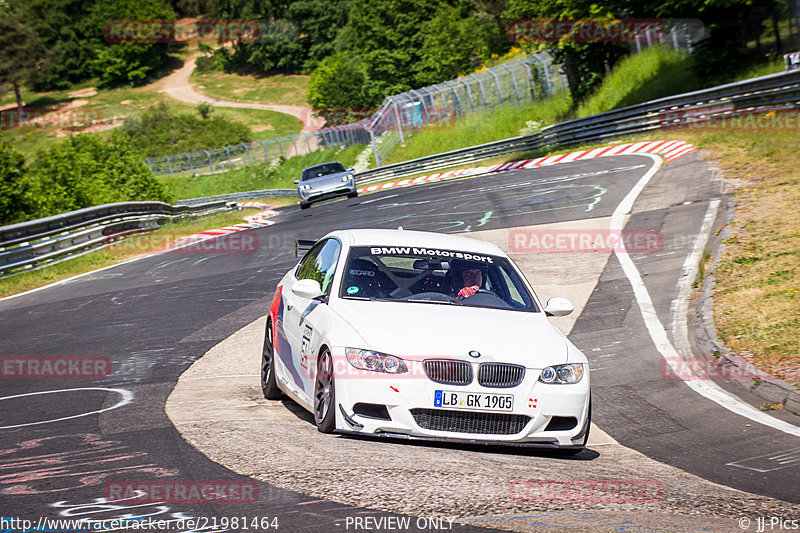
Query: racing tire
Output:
[[314, 348, 336, 433], [261, 319, 283, 400], [300, 201, 310, 210], [347, 191, 358, 199]]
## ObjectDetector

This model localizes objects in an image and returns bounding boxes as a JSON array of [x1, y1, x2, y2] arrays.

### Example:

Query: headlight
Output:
[[346, 348, 408, 373], [299, 184, 311, 190], [538, 363, 584, 384], [341, 174, 353, 182]]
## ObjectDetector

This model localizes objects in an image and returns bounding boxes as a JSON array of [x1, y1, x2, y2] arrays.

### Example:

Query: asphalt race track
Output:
[[1, 153, 798, 532]]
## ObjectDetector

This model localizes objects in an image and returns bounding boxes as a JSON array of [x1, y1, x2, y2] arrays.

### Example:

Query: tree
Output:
[[0, 139, 30, 224], [120, 102, 253, 157], [28, 133, 172, 217], [88, 0, 176, 86], [0, 10, 45, 119], [415, 4, 498, 86], [14, 0, 97, 91], [307, 53, 376, 116]]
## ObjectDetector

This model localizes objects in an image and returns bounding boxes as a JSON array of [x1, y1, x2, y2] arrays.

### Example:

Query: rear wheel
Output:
[[261, 320, 282, 400], [314, 348, 336, 433]]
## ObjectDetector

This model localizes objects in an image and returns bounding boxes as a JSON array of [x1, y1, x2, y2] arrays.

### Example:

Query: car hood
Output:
[[331, 300, 568, 368], [301, 172, 350, 188]]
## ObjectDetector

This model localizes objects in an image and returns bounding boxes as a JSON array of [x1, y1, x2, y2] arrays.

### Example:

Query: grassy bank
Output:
[[191, 71, 310, 107], [385, 96, 572, 165], [159, 144, 364, 200], [679, 127, 799, 387]]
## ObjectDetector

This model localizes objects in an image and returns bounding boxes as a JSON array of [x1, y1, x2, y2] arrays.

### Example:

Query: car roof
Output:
[[329, 229, 506, 256]]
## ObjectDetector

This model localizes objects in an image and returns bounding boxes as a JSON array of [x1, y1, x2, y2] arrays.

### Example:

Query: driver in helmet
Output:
[[456, 267, 483, 299]]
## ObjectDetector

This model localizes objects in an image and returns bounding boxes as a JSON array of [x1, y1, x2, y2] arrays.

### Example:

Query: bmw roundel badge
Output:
[[468, 350, 481, 358]]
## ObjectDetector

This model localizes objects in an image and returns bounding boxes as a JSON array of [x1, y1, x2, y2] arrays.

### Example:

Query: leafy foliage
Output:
[[0, 139, 30, 224], [26, 133, 172, 218], [120, 102, 253, 157]]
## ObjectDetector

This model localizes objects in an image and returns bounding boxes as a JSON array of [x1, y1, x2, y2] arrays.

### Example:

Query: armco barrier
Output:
[[0, 201, 231, 278], [3, 69, 799, 277], [352, 68, 800, 186]]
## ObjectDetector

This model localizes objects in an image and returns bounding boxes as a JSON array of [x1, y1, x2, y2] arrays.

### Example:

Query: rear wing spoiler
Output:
[[294, 239, 316, 257]]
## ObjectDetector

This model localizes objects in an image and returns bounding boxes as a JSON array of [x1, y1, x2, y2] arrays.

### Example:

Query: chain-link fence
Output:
[[145, 26, 704, 177], [144, 54, 567, 177]]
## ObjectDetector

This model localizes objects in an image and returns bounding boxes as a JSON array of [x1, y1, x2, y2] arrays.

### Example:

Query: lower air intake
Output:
[[410, 408, 530, 435]]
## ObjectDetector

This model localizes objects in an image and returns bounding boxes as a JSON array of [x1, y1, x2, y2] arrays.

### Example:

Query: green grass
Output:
[[159, 143, 365, 200], [384, 95, 572, 165], [0, 208, 263, 298], [191, 70, 310, 107], [576, 46, 700, 118], [1, 85, 303, 157]]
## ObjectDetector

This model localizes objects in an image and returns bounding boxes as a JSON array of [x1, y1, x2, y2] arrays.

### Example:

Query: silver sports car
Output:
[[294, 161, 358, 209]]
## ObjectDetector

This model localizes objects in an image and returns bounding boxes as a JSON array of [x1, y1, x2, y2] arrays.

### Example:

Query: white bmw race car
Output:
[[262, 229, 591, 451]]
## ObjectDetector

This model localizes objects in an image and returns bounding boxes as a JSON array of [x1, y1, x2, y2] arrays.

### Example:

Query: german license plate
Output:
[[434, 390, 513, 411]]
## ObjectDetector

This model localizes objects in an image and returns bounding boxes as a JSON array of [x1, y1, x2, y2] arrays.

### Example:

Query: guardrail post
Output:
[[468, 74, 488, 111], [460, 79, 475, 112], [392, 101, 405, 144], [224, 146, 235, 167], [203, 150, 214, 175], [501, 64, 521, 106], [242, 143, 252, 166], [520, 61, 535, 103], [487, 68, 503, 107], [258, 139, 270, 162], [165, 155, 173, 176], [302, 132, 311, 152], [185, 153, 194, 174], [370, 130, 381, 167]]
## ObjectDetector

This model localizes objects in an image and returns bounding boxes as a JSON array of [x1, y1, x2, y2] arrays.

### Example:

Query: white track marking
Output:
[[0, 387, 134, 429], [612, 153, 800, 438]]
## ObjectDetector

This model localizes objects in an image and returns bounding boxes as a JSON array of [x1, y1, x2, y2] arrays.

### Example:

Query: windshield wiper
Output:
[[405, 298, 462, 306]]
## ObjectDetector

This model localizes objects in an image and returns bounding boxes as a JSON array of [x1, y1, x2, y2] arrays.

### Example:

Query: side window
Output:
[[296, 239, 342, 295]]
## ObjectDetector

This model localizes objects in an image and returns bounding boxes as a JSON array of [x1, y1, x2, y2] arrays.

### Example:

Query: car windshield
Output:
[[339, 245, 538, 312], [302, 162, 346, 181]]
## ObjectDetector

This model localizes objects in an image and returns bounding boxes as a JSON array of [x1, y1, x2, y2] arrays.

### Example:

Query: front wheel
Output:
[[300, 201, 310, 210], [347, 191, 358, 199], [261, 319, 282, 400], [313, 348, 336, 433]]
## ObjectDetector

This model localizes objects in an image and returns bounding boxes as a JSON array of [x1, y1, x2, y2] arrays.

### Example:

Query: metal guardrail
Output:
[[353, 69, 800, 186], [0, 201, 232, 278], [3, 69, 799, 279], [176, 189, 296, 206]]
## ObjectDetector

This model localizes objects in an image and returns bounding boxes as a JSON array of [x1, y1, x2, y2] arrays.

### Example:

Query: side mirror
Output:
[[293, 179, 300, 185], [544, 297, 573, 317], [292, 279, 324, 300], [347, 167, 354, 172]]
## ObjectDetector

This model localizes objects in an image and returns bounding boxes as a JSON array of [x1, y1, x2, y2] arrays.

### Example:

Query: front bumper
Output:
[[331, 357, 590, 448], [298, 182, 356, 204]]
